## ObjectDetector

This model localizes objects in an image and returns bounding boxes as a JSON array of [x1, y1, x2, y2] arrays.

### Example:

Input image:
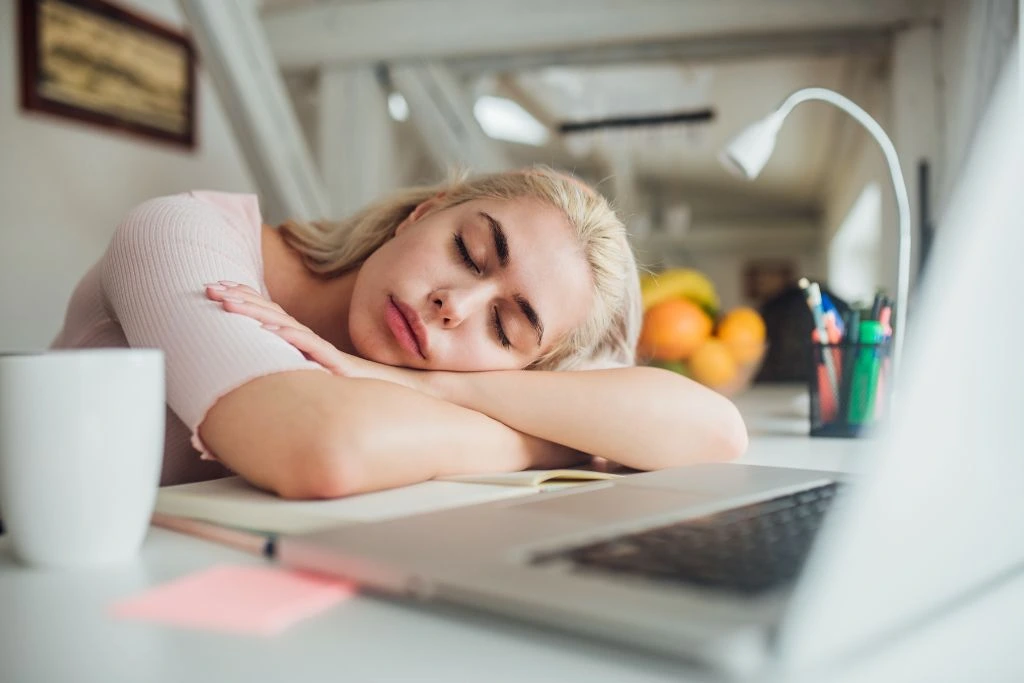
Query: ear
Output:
[[395, 192, 447, 235]]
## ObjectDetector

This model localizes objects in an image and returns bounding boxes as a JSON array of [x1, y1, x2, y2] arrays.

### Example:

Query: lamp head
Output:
[[719, 111, 785, 180]]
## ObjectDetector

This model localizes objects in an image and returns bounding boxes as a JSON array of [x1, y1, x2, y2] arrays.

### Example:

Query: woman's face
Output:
[[348, 196, 594, 371]]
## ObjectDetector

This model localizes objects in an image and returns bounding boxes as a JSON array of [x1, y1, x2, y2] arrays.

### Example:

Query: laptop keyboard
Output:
[[530, 482, 842, 596]]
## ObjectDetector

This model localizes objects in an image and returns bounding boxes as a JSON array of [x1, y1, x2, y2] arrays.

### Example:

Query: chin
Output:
[[351, 326, 417, 368], [350, 334, 391, 365]]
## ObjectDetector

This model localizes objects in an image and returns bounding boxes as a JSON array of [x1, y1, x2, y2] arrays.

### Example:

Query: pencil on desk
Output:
[[151, 513, 277, 558]]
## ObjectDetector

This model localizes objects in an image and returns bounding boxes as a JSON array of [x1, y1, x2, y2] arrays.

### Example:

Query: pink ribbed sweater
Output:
[[51, 191, 323, 486]]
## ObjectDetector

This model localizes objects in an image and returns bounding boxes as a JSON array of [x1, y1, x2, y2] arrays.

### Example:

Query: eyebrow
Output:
[[479, 211, 544, 346], [515, 295, 544, 347], [481, 211, 510, 268]]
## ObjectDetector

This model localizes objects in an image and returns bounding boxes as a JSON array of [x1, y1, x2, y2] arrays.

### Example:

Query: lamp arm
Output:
[[778, 88, 911, 374]]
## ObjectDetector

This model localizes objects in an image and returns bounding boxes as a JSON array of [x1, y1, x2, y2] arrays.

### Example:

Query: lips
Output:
[[386, 296, 429, 359]]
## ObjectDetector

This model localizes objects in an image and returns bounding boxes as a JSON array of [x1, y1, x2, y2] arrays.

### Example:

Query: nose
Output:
[[431, 285, 494, 328]]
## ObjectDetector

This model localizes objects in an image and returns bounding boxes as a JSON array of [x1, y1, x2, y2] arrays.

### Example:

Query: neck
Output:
[[261, 225, 359, 354]]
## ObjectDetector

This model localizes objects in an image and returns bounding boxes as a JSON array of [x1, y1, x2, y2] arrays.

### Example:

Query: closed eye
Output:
[[453, 232, 480, 274], [492, 306, 512, 349], [454, 232, 511, 350]]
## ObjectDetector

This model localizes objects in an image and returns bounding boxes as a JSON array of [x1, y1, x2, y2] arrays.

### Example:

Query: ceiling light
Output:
[[473, 96, 549, 146], [388, 92, 409, 121]]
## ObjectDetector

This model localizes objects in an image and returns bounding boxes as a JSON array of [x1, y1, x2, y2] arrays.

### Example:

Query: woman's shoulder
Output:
[[119, 190, 264, 244], [184, 190, 263, 230]]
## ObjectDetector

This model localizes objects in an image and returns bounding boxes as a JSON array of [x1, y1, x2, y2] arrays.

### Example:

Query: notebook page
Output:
[[438, 469, 623, 487], [155, 477, 540, 534]]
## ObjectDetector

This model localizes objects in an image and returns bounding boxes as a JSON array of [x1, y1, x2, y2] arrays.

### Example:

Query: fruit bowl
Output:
[[638, 270, 767, 397]]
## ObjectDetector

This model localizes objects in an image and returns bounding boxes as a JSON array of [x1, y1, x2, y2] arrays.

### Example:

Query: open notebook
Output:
[[154, 469, 622, 536]]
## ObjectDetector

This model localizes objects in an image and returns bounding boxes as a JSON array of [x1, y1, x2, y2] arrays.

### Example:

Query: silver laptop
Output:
[[278, 55, 1023, 677]]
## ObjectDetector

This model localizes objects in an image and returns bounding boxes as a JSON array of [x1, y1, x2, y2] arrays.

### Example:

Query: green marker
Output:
[[847, 321, 884, 425]]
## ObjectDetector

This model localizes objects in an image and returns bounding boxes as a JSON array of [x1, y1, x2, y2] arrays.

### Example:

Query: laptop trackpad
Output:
[[506, 486, 715, 524]]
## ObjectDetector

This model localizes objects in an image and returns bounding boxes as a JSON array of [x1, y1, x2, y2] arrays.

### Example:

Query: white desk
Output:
[[3, 387, 1022, 682]]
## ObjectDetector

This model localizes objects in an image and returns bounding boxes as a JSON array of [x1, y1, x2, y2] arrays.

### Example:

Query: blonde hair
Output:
[[279, 166, 641, 370]]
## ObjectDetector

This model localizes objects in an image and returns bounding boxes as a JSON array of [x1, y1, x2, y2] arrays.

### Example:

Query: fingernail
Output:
[[219, 280, 239, 287], [223, 296, 244, 303], [262, 324, 280, 330], [205, 283, 226, 291]]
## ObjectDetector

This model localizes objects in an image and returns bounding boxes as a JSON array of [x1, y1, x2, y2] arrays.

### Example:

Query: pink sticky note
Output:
[[111, 564, 355, 635]]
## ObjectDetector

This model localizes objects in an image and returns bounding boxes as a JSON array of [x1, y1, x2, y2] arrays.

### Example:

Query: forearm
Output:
[[321, 378, 589, 494], [201, 371, 584, 499], [428, 366, 748, 470]]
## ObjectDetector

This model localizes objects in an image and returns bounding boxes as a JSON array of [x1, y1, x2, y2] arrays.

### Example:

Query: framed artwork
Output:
[[743, 258, 796, 304], [19, 0, 197, 149]]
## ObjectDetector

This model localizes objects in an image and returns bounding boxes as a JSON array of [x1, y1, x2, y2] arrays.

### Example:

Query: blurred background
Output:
[[1, 0, 1018, 390]]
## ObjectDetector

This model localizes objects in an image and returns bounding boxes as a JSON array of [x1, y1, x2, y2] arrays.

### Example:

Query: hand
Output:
[[204, 281, 431, 394]]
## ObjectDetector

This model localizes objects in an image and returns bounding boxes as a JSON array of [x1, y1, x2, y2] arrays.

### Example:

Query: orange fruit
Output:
[[637, 298, 712, 361], [716, 307, 767, 364], [689, 338, 739, 389]]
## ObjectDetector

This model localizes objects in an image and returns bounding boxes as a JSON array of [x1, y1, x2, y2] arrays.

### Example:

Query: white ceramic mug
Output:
[[0, 349, 165, 568]]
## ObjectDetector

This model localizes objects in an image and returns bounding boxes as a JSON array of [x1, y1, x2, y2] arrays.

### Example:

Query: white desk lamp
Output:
[[719, 87, 911, 375]]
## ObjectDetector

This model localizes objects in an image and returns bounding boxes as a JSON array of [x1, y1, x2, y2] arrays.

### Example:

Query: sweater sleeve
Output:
[[100, 193, 325, 459]]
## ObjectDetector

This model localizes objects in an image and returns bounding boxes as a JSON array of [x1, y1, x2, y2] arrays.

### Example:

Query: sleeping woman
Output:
[[52, 167, 747, 498]]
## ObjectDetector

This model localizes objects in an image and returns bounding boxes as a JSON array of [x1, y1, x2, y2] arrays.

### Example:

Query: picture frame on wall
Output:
[[19, 0, 197, 149]]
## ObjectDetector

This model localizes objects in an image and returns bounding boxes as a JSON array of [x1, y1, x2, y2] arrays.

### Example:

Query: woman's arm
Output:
[[199, 370, 589, 500], [210, 283, 747, 474], [424, 367, 748, 471]]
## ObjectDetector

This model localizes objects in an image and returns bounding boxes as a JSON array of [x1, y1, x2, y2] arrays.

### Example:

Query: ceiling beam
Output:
[[261, 0, 938, 70], [388, 64, 510, 173], [319, 66, 401, 217], [178, 0, 329, 223], [448, 28, 893, 76]]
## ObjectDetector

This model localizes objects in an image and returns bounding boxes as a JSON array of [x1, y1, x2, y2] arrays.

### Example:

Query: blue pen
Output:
[[798, 278, 840, 399], [820, 292, 845, 338]]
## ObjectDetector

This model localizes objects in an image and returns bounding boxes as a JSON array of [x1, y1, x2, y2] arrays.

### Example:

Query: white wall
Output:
[[821, 55, 894, 305], [0, 0, 255, 351], [938, 0, 1019, 206]]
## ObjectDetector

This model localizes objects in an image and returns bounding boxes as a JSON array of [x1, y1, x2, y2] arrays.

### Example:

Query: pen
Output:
[[844, 309, 861, 344], [820, 292, 845, 338], [878, 301, 893, 338], [152, 513, 277, 558], [874, 300, 893, 418], [812, 329, 838, 421], [870, 292, 885, 321], [840, 309, 861, 415], [799, 278, 840, 402], [847, 321, 885, 425], [822, 310, 843, 383]]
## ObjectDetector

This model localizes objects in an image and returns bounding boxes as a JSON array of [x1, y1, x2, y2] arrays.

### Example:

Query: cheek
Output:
[[347, 305, 386, 362], [345, 264, 395, 363], [434, 330, 524, 372]]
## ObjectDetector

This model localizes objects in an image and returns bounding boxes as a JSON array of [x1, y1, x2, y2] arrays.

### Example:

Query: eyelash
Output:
[[492, 307, 512, 349], [453, 233, 480, 274], [453, 232, 511, 350]]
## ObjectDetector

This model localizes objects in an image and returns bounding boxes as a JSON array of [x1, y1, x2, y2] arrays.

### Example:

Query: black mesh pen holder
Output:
[[808, 340, 892, 438]]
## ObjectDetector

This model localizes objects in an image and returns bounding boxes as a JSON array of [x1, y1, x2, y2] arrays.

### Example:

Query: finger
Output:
[[264, 325, 349, 374], [217, 281, 263, 298], [204, 283, 284, 312], [208, 289, 289, 320], [221, 299, 306, 329]]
